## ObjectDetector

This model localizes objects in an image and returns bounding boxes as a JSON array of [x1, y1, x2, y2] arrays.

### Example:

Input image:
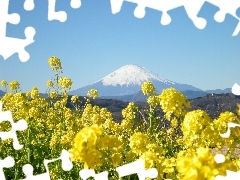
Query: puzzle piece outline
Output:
[[110, 0, 240, 36], [0, 0, 36, 62], [0, 0, 82, 62], [0, 156, 15, 180], [0, 102, 28, 150], [21, 149, 73, 180]]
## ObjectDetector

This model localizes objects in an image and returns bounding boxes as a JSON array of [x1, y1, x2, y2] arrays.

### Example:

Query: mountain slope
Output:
[[70, 64, 202, 96], [0, 90, 5, 97]]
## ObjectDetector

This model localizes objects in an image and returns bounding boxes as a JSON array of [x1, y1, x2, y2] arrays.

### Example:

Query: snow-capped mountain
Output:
[[99, 64, 175, 86], [69, 64, 202, 97]]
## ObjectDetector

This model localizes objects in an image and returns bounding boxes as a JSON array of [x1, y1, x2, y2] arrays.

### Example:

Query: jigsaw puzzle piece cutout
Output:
[[237, 7, 240, 17], [22, 164, 50, 180], [206, 0, 240, 22], [0, 156, 15, 180], [0, 0, 36, 62], [232, 20, 240, 36], [110, 0, 205, 26], [110, 0, 240, 35], [0, 27, 36, 62], [70, 0, 81, 9], [215, 170, 240, 180], [0, 0, 20, 38], [219, 122, 240, 138], [24, 0, 35, 11], [154, 0, 185, 25], [213, 153, 240, 180], [48, 0, 82, 22], [206, 0, 240, 36], [55, 149, 73, 171], [48, 0, 67, 22], [0, 103, 28, 150], [48, 0, 81, 22], [21, 149, 73, 179], [182, 0, 207, 29], [116, 159, 158, 180], [110, 0, 124, 14], [131, 0, 185, 25], [232, 83, 240, 96], [110, 0, 184, 25], [79, 169, 109, 180]]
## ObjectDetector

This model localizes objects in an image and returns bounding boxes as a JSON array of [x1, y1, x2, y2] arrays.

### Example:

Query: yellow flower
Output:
[[69, 125, 103, 169], [214, 111, 238, 134], [141, 81, 156, 96], [1, 80, 7, 87], [71, 95, 79, 103], [87, 89, 98, 99], [9, 80, 20, 91], [111, 153, 122, 167], [58, 77, 73, 90], [122, 102, 138, 120], [177, 147, 221, 180], [182, 110, 210, 134], [48, 56, 62, 71], [147, 95, 159, 107], [49, 91, 56, 98], [71, 124, 102, 151], [171, 117, 178, 128], [129, 132, 149, 155], [46, 80, 54, 87], [31, 86, 39, 99], [159, 88, 190, 120], [140, 151, 157, 169]]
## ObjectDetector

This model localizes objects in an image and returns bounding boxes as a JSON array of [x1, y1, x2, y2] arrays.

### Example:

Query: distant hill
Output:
[[0, 90, 5, 97], [205, 88, 232, 94], [65, 93, 240, 122], [101, 90, 209, 102], [0, 91, 239, 122]]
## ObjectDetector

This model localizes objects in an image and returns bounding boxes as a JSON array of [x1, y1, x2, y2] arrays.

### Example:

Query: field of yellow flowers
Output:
[[1, 56, 240, 180]]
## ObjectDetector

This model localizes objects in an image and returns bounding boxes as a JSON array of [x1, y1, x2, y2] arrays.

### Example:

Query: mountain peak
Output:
[[70, 64, 202, 97], [100, 64, 175, 86]]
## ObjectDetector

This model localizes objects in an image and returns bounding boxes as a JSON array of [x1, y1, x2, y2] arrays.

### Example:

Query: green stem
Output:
[[14, 168, 18, 180]]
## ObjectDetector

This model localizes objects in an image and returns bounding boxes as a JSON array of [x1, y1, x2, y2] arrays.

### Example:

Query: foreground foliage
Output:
[[1, 56, 240, 180]]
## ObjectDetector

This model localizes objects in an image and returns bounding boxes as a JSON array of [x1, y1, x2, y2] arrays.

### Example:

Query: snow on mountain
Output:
[[69, 64, 202, 97], [99, 64, 175, 86]]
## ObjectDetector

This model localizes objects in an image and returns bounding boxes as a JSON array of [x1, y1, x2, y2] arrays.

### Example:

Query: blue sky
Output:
[[0, 0, 240, 93]]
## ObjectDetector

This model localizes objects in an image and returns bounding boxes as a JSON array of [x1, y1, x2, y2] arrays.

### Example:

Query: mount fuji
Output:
[[69, 64, 203, 98]]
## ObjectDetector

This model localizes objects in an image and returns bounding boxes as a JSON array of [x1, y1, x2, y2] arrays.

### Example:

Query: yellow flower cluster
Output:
[[147, 95, 159, 107], [1, 80, 7, 87], [177, 147, 233, 180], [71, 95, 79, 103], [214, 111, 238, 134], [181, 110, 211, 147], [122, 102, 138, 120], [159, 88, 191, 120], [46, 80, 54, 87], [141, 81, 156, 96], [69, 125, 103, 169], [87, 89, 98, 99], [129, 132, 149, 155], [49, 91, 56, 98], [57, 77, 73, 90], [48, 56, 62, 71], [1, 56, 240, 180], [31, 86, 40, 99], [9, 80, 20, 91]]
